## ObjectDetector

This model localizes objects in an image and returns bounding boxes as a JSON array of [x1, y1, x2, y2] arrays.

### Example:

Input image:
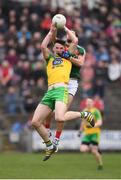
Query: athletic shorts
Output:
[[40, 87, 68, 110], [81, 133, 100, 146], [68, 79, 79, 96]]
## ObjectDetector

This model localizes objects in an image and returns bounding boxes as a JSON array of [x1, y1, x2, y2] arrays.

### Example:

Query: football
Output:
[[52, 14, 66, 28]]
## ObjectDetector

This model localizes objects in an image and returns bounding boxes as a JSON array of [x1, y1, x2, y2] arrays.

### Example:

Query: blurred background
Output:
[[0, 0, 121, 153]]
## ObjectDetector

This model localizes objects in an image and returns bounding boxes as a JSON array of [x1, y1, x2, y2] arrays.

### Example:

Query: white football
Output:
[[52, 14, 66, 28]]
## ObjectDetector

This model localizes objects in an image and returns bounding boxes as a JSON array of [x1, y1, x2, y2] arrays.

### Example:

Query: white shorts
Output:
[[68, 78, 79, 96]]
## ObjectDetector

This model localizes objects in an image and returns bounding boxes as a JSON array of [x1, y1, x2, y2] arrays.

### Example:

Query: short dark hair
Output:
[[55, 39, 66, 46]]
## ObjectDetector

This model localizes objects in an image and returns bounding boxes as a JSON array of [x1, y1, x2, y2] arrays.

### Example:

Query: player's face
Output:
[[53, 43, 65, 55], [86, 98, 94, 109]]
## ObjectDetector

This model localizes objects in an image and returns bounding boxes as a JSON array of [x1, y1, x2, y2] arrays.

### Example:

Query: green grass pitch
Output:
[[0, 152, 120, 179]]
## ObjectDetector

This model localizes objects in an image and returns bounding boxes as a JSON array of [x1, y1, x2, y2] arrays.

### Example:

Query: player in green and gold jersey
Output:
[[31, 24, 94, 161], [45, 30, 86, 151], [79, 98, 103, 170]]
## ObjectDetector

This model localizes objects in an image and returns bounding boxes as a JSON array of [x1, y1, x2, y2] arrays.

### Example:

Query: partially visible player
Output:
[[45, 29, 86, 150], [79, 98, 103, 170]]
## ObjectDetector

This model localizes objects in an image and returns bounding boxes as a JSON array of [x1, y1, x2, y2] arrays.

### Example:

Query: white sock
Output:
[[53, 138, 59, 146]]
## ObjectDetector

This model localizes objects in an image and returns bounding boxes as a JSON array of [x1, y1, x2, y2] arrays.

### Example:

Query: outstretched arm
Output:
[[41, 24, 57, 59], [64, 27, 78, 54], [64, 27, 78, 45]]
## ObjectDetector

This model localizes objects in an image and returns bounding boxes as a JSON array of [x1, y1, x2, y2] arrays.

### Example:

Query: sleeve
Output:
[[45, 54, 52, 63], [94, 109, 102, 121]]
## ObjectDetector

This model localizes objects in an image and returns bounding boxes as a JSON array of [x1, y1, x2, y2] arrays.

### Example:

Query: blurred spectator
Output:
[[98, 46, 110, 62], [6, 25, 17, 41], [40, 12, 52, 35], [29, 0, 43, 15], [0, 33, 6, 62], [80, 97, 87, 111], [108, 57, 121, 82], [34, 42, 42, 60], [4, 86, 25, 114], [17, 38, 27, 60], [22, 89, 37, 113], [7, 39, 17, 50], [93, 60, 108, 98], [6, 49, 20, 66], [81, 62, 95, 82], [80, 0, 89, 17], [17, 25, 31, 42], [29, 13, 40, 33], [32, 32, 41, 43], [0, 18, 7, 33], [26, 43, 35, 61], [31, 61, 47, 82], [85, 44, 96, 66], [93, 94, 104, 115], [0, 61, 14, 87], [20, 61, 32, 81], [8, 9, 17, 26], [81, 81, 94, 98]]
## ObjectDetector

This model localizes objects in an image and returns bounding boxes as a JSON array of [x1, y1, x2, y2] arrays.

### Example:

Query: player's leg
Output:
[[53, 94, 74, 149], [90, 144, 103, 170], [31, 90, 56, 161], [80, 134, 90, 152], [90, 134, 103, 169], [54, 86, 68, 122], [63, 79, 95, 127], [54, 101, 67, 149], [53, 80, 78, 147], [64, 110, 95, 127], [32, 104, 57, 160], [53, 87, 94, 127], [31, 103, 52, 143], [55, 101, 67, 122], [44, 112, 54, 137], [80, 144, 90, 152]]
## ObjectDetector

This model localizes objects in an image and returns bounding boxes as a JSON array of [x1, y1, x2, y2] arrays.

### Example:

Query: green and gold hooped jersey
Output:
[[46, 54, 72, 86]]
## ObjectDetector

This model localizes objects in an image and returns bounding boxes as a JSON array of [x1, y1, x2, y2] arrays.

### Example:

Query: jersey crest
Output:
[[52, 57, 63, 67]]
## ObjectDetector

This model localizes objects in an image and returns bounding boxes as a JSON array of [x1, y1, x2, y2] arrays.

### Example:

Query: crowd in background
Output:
[[0, 0, 121, 115]]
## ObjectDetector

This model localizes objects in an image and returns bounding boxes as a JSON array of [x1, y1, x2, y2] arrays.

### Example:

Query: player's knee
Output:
[[31, 118, 41, 128], [91, 148, 97, 154], [55, 116, 65, 122], [80, 146, 88, 153]]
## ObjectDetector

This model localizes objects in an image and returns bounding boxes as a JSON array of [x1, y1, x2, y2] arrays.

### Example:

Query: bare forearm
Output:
[[41, 31, 52, 49], [70, 56, 85, 67], [94, 120, 102, 128], [65, 27, 78, 44], [51, 29, 57, 42]]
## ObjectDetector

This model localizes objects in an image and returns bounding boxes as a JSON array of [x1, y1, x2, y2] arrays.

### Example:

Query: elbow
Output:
[[100, 121, 103, 126], [99, 120, 103, 126], [74, 38, 78, 45]]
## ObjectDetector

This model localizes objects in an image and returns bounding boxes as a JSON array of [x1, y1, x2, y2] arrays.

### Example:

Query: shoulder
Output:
[[46, 53, 54, 61]]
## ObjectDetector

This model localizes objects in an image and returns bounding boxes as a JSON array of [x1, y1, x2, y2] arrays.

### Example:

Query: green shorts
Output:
[[40, 87, 68, 110], [81, 133, 100, 146]]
